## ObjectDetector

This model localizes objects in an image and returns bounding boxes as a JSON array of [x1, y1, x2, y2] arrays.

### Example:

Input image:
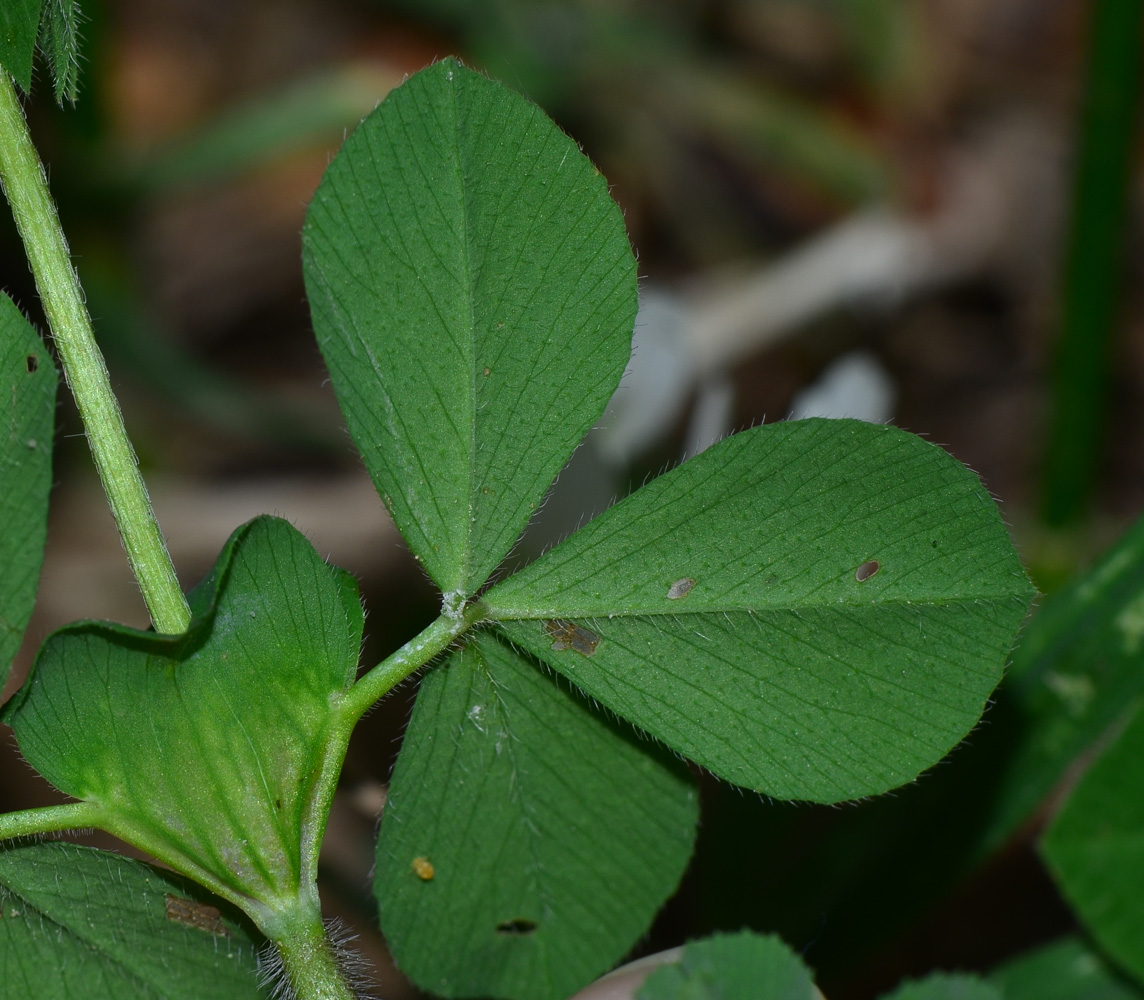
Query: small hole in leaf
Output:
[[496, 918, 537, 936], [667, 577, 695, 600], [544, 619, 599, 656], [412, 856, 435, 881], [25, 355, 38, 373], [855, 560, 880, 582], [165, 894, 229, 936], [274, 798, 282, 810]]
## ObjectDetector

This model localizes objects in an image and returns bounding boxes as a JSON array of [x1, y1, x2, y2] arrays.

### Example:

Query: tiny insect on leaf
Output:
[[544, 619, 600, 655]]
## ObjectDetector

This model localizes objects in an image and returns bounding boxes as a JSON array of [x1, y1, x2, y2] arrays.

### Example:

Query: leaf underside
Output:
[[4, 517, 363, 908], [0, 842, 264, 999], [376, 633, 698, 1000], [0, 292, 56, 688], [303, 57, 637, 599], [485, 418, 1035, 803]]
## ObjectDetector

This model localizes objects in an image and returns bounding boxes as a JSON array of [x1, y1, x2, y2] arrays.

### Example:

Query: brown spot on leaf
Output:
[[544, 619, 599, 655], [483, 367, 491, 376], [855, 560, 880, 582], [412, 856, 435, 880], [164, 895, 229, 936], [667, 577, 695, 600]]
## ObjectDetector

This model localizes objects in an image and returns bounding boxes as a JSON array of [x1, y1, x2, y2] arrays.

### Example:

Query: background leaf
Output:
[[4, 517, 363, 910], [1040, 701, 1144, 988], [0, 291, 56, 689], [0, 841, 265, 999], [879, 974, 1004, 1000], [0, 0, 41, 93], [975, 511, 1144, 855], [990, 937, 1143, 1000], [486, 418, 1034, 802], [634, 931, 819, 1000], [376, 633, 698, 1000], [303, 57, 637, 599]]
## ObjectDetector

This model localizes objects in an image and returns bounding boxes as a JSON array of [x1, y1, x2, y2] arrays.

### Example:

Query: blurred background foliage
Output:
[[1, 1, 1143, 998]]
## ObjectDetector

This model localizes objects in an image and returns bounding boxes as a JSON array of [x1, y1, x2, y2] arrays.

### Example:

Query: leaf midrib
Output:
[[451, 64, 481, 599], [486, 589, 1032, 621]]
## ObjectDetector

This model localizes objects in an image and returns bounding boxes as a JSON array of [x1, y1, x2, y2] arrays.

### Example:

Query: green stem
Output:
[[295, 607, 484, 902], [0, 801, 103, 841], [336, 604, 485, 726], [261, 897, 358, 1000], [0, 71, 190, 634]]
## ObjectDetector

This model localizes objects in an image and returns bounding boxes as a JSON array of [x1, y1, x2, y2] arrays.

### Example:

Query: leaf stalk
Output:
[[337, 603, 486, 726], [0, 801, 103, 841]]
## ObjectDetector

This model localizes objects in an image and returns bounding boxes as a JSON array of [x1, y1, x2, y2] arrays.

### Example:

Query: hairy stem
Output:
[[0, 71, 190, 634], [0, 801, 103, 841], [260, 899, 359, 1000]]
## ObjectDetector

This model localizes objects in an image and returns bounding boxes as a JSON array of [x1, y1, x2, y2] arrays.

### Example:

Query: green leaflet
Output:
[[879, 975, 1004, 1000], [635, 932, 819, 1000], [1041, 702, 1144, 988], [0, 842, 265, 999], [484, 418, 1035, 803], [4, 517, 363, 921], [376, 634, 698, 1000], [302, 57, 636, 600], [0, 292, 56, 687], [990, 937, 1143, 1000], [0, 0, 41, 93]]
